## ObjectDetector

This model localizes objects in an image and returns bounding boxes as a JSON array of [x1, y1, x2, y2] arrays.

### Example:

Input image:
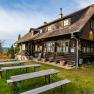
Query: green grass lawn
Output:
[[0, 61, 94, 94]]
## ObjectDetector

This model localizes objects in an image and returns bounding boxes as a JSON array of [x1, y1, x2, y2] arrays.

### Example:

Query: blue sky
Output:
[[0, 0, 94, 47]]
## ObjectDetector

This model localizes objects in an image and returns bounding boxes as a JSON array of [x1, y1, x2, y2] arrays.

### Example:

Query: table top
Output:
[[7, 69, 59, 83], [1, 64, 41, 71], [0, 61, 25, 65]]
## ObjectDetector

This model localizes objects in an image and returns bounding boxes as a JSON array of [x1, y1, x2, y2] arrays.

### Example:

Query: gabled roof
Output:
[[35, 4, 94, 40], [16, 31, 33, 43], [37, 5, 90, 29], [17, 4, 94, 43], [16, 28, 39, 43]]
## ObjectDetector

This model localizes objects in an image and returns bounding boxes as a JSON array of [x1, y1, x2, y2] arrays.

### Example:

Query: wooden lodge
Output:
[[16, 4, 94, 67]]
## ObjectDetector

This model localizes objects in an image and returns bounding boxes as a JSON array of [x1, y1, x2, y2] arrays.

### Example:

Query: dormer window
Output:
[[90, 20, 94, 29], [64, 18, 71, 27], [89, 30, 93, 40], [48, 25, 52, 31], [39, 29, 42, 33]]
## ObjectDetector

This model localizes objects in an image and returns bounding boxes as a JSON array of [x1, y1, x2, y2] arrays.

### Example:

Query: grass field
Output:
[[0, 61, 94, 94]]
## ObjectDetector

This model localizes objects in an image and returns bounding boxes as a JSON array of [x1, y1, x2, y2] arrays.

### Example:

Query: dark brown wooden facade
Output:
[[17, 4, 94, 66]]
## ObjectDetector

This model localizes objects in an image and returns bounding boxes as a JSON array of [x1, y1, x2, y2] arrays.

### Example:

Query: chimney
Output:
[[18, 34, 21, 40], [59, 8, 63, 18], [44, 22, 47, 25]]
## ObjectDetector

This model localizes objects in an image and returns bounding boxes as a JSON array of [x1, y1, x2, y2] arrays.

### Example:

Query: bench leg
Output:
[[37, 66, 40, 71], [44, 75, 50, 84], [60, 85, 62, 93], [34, 66, 40, 72], [13, 83, 16, 94], [6, 70, 7, 79], [6, 70, 8, 80], [20, 63, 21, 66], [20, 68, 21, 72], [44, 75, 51, 84], [19, 81, 23, 93], [52, 73, 58, 80], [26, 68, 28, 73], [6, 70, 11, 79], [48, 75, 50, 83], [63, 85, 66, 94], [34, 66, 37, 72], [0, 71, 2, 79], [44, 75, 47, 84], [13, 81, 23, 94]]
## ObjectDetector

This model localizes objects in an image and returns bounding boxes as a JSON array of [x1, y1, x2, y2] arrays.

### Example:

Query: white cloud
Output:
[[1, 0, 94, 47], [75, 0, 94, 8], [0, 6, 54, 47]]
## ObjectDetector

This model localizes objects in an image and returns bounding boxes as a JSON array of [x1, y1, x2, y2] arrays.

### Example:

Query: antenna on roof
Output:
[[59, 8, 63, 18]]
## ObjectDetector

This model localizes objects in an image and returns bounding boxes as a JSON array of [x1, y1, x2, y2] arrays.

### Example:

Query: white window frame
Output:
[[64, 18, 71, 27]]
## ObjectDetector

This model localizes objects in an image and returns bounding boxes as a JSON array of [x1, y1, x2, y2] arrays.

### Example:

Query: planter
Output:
[[60, 60, 65, 66], [46, 61, 51, 63]]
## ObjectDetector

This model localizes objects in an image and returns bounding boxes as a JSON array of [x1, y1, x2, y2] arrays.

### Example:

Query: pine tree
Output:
[[0, 41, 3, 59], [7, 45, 15, 59], [0, 41, 3, 53], [14, 44, 20, 54]]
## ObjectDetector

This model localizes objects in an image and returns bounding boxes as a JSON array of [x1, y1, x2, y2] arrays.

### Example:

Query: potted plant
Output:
[[60, 60, 65, 66]]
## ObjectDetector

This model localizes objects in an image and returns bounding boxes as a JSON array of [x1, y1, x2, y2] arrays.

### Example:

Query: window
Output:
[[63, 42, 68, 53], [90, 20, 94, 28], [54, 22, 61, 29], [86, 47, 90, 53], [35, 45, 42, 52], [56, 40, 69, 53], [64, 18, 71, 27], [35, 45, 38, 51], [48, 25, 52, 31], [59, 21, 64, 29], [91, 47, 94, 53], [56, 41, 63, 52], [65, 42, 69, 52], [42, 27, 48, 33], [89, 30, 93, 40], [45, 42, 55, 52], [22, 44, 25, 50], [51, 24, 56, 30], [39, 29, 42, 33], [82, 46, 92, 53]]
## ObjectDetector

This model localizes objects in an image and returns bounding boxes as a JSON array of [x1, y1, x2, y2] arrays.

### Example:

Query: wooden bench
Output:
[[0, 61, 25, 66], [0, 64, 41, 79], [48, 56, 64, 62], [48, 55, 75, 65], [7, 69, 59, 94], [21, 79, 71, 94]]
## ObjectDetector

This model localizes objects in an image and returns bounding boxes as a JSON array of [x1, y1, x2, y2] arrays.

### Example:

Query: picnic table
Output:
[[7, 69, 59, 94], [0, 64, 41, 79], [0, 61, 25, 66]]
